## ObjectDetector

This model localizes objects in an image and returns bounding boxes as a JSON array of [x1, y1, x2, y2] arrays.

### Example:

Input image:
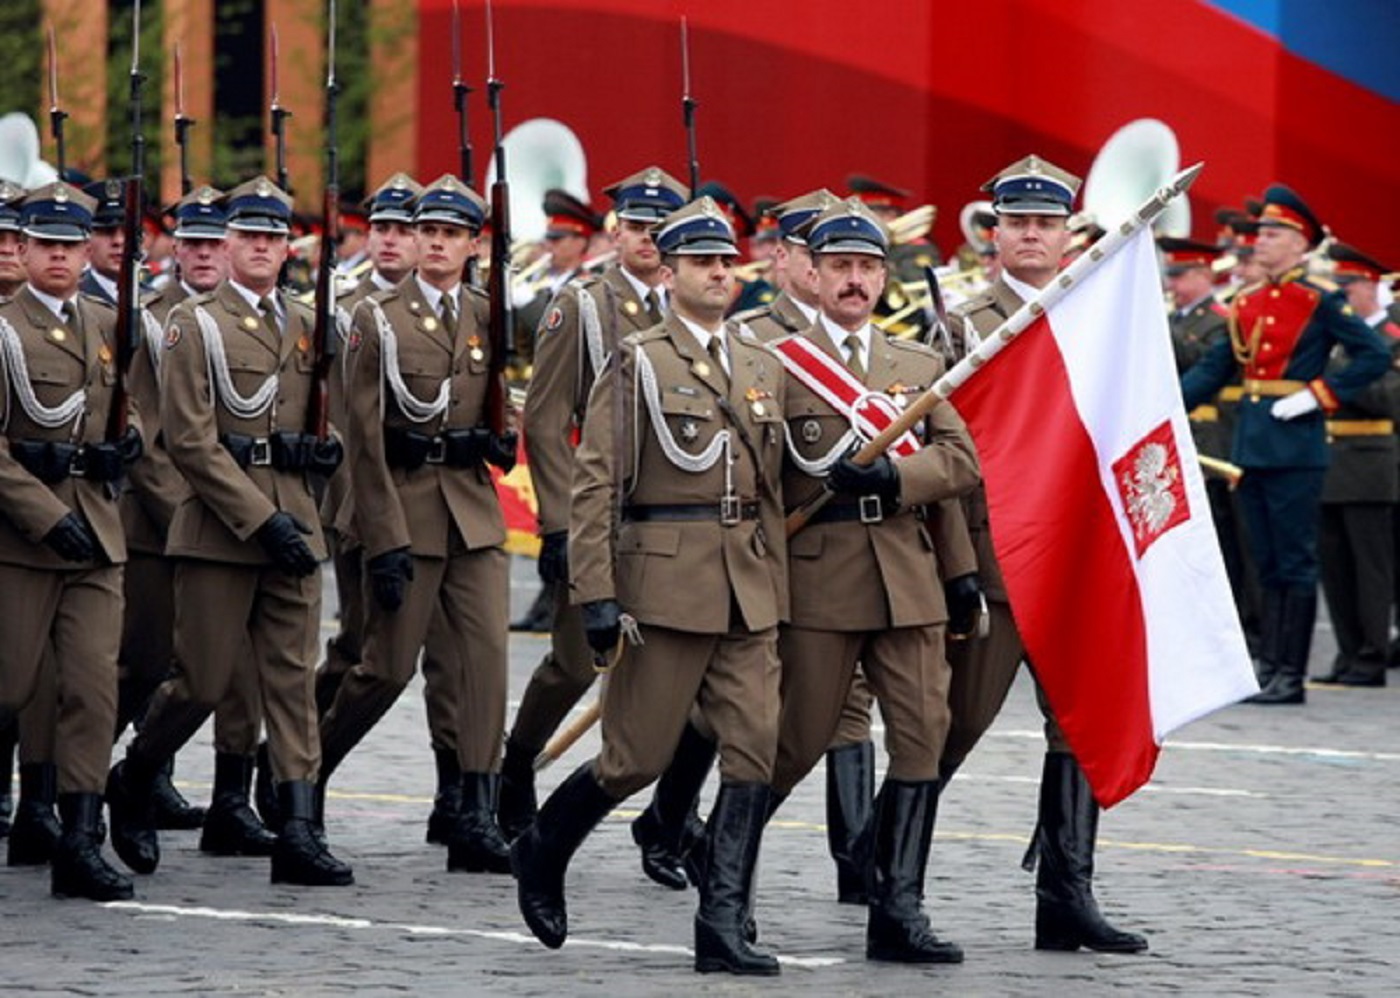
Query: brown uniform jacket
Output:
[[524, 264, 656, 536], [161, 280, 326, 564], [344, 275, 505, 561], [570, 314, 788, 634], [780, 322, 979, 631], [732, 291, 812, 345], [1169, 297, 1230, 460], [0, 286, 131, 568], [319, 276, 386, 542]]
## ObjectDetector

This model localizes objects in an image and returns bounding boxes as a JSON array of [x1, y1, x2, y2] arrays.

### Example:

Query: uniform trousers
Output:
[[0, 564, 121, 793], [135, 560, 321, 782], [595, 621, 781, 800], [509, 583, 594, 751], [1237, 467, 1327, 589], [1319, 503, 1395, 663], [17, 658, 57, 764], [773, 623, 949, 794]]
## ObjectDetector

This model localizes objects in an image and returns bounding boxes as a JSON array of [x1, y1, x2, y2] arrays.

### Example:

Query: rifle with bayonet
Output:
[[269, 24, 292, 195], [173, 42, 194, 195], [451, 0, 478, 287], [307, 0, 339, 443], [680, 17, 700, 198], [482, 0, 510, 437], [107, 0, 145, 443], [47, 27, 67, 180]]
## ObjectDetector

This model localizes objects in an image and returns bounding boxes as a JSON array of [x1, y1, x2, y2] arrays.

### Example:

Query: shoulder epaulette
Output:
[[1303, 274, 1338, 294], [730, 304, 773, 325], [888, 337, 937, 359], [464, 284, 489, 302], [78, 291, 117, 311], [632, 326, 670, 346]]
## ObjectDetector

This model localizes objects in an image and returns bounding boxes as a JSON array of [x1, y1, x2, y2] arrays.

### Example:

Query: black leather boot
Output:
[[496, 736, 538, 842], [1033, 753, 1147, 953], [151, 756, 206, 830], [200, 753, 277, 856], [446, 773, 512, 873], [510, 763, 615, 948], [270, 780, 353, 886], [0, 719, 16, 839], [694, 782, 780, 976], [866, 779, 963, 964], [7, 762, 62, 866], [52, 793, 134, 901], [254, 741, 281, 833], [427, 748, 463, 846], [1248, 586, 1314, 706], [826, 741, 874, 904], [1249, 588, 1284, 692], [106, 754, 161, 874], [632, 721, 716, 891]]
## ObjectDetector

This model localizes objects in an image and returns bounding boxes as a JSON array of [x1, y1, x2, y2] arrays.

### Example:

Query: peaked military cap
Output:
[[602, 167, 689, 223], [364, 172, 423, 224], [542, 189, 601, 238], [695, 181, 754, 237], [20, 181, 97, 241], [167, 185, 227, 240], [0, 179, 25, 232], [651, 196, 738, 257], [1328, 243, 1390, 284], [83, 178, 128, 230], [1258, 184, 1324, 248], [801, 197, 891, 258], [412, 174, 487, 230], [770, 188, 841, 245], [223, 176, 294, 234], [982, 155, 1081, 216], [1157, 236, 1221, 275], [846, 174, 910, 210]]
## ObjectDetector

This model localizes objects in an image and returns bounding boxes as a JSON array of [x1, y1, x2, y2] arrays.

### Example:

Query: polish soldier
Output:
[[319, 174, 518, 873], [513, 197, 789, 975], [1311, 243, 1400, 687], [763, 198, 978, 964], [513, 189, 602, 367], [106, 176, 354, 887], [0, 181, 141, 900], [0, 179, 24, 842], [941, 155, 1148, 953], [1183, 185, 1389, 704], [500, 167, 706, 870], [117, 185, 274, 848], [78, 179, 129, 306], [731, 189, 835, 344]]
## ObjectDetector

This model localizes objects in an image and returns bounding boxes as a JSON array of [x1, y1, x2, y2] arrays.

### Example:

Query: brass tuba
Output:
[[1083, 118, 1190, 237]]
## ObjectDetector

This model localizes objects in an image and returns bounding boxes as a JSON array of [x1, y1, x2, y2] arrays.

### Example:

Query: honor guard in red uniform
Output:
[[1182, 185, 1390, 704]]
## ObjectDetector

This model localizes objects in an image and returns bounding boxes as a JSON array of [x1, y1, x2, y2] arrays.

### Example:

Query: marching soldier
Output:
[[319, 174, 518, 873], [1311, 243, 1400, 687], [503, 167, 719, 889], [512, 189, 602, 368], [940, 156, 1148, 953], [0, 182, 141, 900], [120, 186, 275, 854], [78, 180, 130, 306], [765, 198, 979, 963], [106, 176, 354, 887], [0, 179, 23, 842], [1183, 185, 1389, 705], [513, 197, 789, 975]]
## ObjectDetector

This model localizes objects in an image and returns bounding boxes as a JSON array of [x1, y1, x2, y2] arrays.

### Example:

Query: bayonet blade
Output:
[[174, 42, 185, 117], [452, 0, 462, 85], [327, 0, 337, 89], [47, 26, 59, 109], [270, 23, 281, 106], [680, 16, 691, 98], [485, 0, 497, 83], [130, 0, 142, 75]]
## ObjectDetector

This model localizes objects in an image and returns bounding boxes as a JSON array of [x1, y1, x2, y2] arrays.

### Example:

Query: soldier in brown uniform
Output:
[[320, 175, 518, 873], [512, 189, 602, 370], [119, 186, 275, 854], [1312, 243, 1400, 687], [513, 198, 789, 975], [0, 181, 21, 843], [107, 177, 353, 887], [502, 168, 721, 891], [0, 182, 141, 900], [941, 155, 1147, 953]]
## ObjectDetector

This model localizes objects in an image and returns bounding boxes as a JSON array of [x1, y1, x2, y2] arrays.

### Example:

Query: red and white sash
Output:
[[772, 334, 921, 457]]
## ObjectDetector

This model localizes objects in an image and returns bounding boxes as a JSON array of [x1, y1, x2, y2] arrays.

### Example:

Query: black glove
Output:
[[367, 547, 414, 612], [43, 512, 97, 563], [255, 512, 318, 577], [538, 531, 569, 585], [581, 598, 623, 656], [117, 426, 144, 464], [944, 573, 983, 639], [828, 453, 900, 504], [485, 430, 518, 473], [308, 436, 344, 476], [82, 427, 144, 482]]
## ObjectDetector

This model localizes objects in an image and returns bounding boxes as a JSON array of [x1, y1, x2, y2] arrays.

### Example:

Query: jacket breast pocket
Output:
[[28, 360, 72, 387], [658, 393, 716, 451]]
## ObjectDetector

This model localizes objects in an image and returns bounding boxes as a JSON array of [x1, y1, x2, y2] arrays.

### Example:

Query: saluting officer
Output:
[[513, 197, 789, 976], [107, 176, 353, 887], [0, 182, 141, 900], [1183, 185, 1389, 704], [320, 175, 518, 873], [940, 155, 1148, 955]]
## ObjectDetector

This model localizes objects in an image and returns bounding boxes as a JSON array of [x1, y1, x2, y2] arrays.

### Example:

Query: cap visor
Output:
[[413, 210, 478, 229], [669, 239, 739, 256], [22, 223, 88, 242], [994, 202, 1071, 216], [227, 218, 290, 234], [814, 238, 886, 257], [174, 225, 228, 240], [367, 209, 414, 224]]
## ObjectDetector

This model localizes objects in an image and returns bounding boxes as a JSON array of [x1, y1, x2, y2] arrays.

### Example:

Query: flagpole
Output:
[[785, 162, 1204, 537]]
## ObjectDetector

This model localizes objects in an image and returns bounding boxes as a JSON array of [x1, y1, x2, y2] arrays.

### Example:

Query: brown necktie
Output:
[[706, 334, 729, 383], [844, 334, 865, 380], [440, 293, 458, 333], [259, 295, 283, 336], [645, 290, 663, 325]]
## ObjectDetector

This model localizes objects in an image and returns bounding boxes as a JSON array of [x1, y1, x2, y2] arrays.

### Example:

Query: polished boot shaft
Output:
[[427, 748, 463, 846], [866, 779, 963, 964], [825, 741, 874, 905], [200, 753, 276, 856], [8, 762, 61, 866], [270, 780, 353, 887], [52, 793, 133, 901], [446, 772, 512, 873], [633, 720, 716, 891], [694, 781, 780, 976]]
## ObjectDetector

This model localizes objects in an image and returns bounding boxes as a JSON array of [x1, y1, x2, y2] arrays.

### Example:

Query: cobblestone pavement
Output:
[[4, 560, 1398, 996]]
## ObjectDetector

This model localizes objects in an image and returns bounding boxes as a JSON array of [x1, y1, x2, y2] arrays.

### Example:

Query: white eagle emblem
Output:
[[1112, 421, 1190, 558]]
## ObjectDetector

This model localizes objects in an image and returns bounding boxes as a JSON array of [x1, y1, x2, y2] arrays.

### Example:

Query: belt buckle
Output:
[[426, 436, 447, 465], [249, 437, 273, 467], [68, 447, 88, 479], [859, 495, 884, 524], [719, 495, 741, 526]]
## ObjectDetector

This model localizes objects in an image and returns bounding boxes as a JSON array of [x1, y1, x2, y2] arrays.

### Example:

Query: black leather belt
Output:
[[10, 439, 125, 483], [383, 426, 487, 471], [623, 501, 761, 525], [804, 496, 904, 525], [220, 431, 328, 472]]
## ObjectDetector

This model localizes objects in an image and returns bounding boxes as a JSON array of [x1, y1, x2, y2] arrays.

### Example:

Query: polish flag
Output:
[[948, 228, 1258, 807]]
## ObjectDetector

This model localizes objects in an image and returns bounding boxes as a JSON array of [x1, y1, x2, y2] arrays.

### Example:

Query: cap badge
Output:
[[105, 179, 122, 199], [255, 179, 272, 197], [644, 168, 662, 185], [198, 188, 214, 205], [55, 187, 69, 204]]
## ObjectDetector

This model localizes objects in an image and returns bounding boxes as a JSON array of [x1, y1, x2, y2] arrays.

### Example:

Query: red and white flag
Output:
[[948, 228, 1257, 807]]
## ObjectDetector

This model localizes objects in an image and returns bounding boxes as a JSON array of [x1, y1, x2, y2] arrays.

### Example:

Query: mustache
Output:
[[838, 285, 869, 301]]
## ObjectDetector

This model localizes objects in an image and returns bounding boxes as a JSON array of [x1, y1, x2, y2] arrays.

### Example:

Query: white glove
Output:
[[1270, 389, 1321, 421]]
